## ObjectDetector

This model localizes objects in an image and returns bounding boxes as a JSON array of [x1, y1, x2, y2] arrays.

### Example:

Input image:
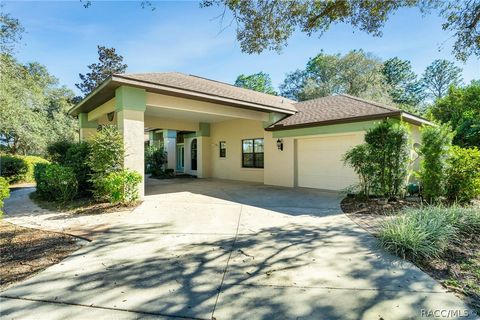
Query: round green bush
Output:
[[34, 163, 78, 203], [101, 169, 142, 205], [0, 155, 28, 183]]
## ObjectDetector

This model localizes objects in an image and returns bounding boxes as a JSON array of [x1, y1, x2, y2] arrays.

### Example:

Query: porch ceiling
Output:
[[145, 105, 233, 123]]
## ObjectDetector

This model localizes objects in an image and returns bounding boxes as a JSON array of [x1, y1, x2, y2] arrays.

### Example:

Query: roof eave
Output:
[[265, 111, 402, 131], [69, 74, 296, 117], [68, 75, 114, 116]]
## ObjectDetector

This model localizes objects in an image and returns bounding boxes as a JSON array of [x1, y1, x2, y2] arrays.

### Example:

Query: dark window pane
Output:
[[254, 139, 264, 153], [255, 153, 264, 168], [243, 153, 254, 167], [219, 141, 226, 157], [242, 139, 253, 153]]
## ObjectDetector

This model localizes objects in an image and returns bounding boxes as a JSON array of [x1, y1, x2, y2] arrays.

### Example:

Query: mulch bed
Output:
[[341, 196, 420, 216], [341, 196, 480, 316], [0, 221, 83, 290]]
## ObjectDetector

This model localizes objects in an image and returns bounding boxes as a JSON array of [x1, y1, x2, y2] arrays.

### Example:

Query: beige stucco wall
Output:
[[208, 119, 266, 183], [264, 132, 295, 187]]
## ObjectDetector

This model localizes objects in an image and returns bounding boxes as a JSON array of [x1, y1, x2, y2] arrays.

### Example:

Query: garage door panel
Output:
[[297, 134, 363, 190]]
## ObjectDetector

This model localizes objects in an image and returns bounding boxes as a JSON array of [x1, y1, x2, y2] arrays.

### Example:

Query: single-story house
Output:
[[69, 72, 431, 198]]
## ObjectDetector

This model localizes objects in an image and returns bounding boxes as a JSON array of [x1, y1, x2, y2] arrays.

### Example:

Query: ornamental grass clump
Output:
[[378, 206, 480, 261]]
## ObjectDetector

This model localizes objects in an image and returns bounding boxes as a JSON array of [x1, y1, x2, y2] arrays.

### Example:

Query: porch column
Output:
[[163, 130, 177, 170], [115, 86, 147, 199], [196, 122, 211, 178], [78, 113, 97, 141]]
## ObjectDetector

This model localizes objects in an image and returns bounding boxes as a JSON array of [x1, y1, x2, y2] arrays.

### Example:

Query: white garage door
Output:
[[296, 133, 364, 190]]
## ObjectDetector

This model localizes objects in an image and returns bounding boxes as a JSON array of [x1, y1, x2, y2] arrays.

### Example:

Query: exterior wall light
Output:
[[107, 111, 115, 122], [276, 138, 284, 151]]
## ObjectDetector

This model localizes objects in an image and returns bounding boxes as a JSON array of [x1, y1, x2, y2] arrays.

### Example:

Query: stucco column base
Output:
[[117, 109, 145, 200]]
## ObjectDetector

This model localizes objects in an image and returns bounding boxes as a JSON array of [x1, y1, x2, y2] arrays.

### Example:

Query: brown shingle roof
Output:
[[115, 72, 297, 113], [268, 94, 403, 130]]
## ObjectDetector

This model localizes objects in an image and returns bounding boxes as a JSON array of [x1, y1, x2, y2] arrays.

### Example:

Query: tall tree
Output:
[[0, 55, 77, 155], [76, 45, 128, 95], [200, 1, 480, 61], [382, 57, 424, 108], [421, 59, 463, 101], [0, 6, 24, 54], [429, 81, 480, 147], [234, 72, 277, 95], [280, 50, 392, 103]]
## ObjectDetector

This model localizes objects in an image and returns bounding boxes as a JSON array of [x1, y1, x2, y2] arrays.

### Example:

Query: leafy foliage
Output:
[[382, 57, 424, 110], [0, 177, 9, 216], [21, 156, 50, 182], [429, 82, 480, 148], [364, 121, 411, 198], [101, 169, 142, 205], [0, 155, 28, 183], [280, 50, 391, 103], [76, 45, 127, 95], [201, 1, 480, 61], [342, 145, 375, 199], [445, 146, 480, 204], [344, 121, 410, 199], [145, 145, 167, 177], [47, 140, 74, 164], [65, 142, 92, 196], [421, 59, 463, 100], [0, 54, 77, 155], [34, 163, 78, 203], [419, 124, 454, 203], [0, 5, 24, 54], [87, 126, 125, 200], [234, 72, 277, 95]]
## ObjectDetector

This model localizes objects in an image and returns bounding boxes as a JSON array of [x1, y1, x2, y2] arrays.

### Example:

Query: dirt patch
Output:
[[0, 220, 83, 290], [419, 236, 480, 315]]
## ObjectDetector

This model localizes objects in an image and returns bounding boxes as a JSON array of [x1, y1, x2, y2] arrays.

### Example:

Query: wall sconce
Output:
[[107, 111, 115, 122], [276, 138, 284, 151]]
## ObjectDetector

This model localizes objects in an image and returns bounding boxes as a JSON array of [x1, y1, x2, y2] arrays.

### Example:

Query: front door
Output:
[[176, 144, 184, 172], [191, 139, 197, 171]]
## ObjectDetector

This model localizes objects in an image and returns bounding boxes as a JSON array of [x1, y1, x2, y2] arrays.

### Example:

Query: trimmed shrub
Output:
[[418, 124, 454, 203], [364, 121, 410, 198], [343, 144, 375, 199], [47, 140, 74, 164], [0, 177, 10, 216], [445, 146, 480, 204], [378, 207, 457, 260], [0, 155, 28, 183], [21, 156, 49, 182], [34, 163, 78, 202], [65, 142, 92, 196], [343, 120, 410, 199], [100, 169, 142, 205], [145, 145, 167, 177], [87, 126, 124, 175], [86, 126, 124, 200]]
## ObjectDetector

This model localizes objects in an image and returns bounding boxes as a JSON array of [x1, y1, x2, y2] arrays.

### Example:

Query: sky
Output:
[[4, 1, 480, 95]]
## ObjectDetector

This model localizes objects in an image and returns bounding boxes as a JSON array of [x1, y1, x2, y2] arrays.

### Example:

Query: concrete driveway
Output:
[[0, 178, 474, 319]]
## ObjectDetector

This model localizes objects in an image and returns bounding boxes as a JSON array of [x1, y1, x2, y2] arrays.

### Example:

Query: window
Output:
[[219, 141, 226, 158], [191, 139, 197, 171], [242, 138, 264, 168]]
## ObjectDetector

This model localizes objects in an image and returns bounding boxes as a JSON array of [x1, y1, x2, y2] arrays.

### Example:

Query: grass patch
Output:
[[377, 205, 480, 315], [378, 206, 480, 260]]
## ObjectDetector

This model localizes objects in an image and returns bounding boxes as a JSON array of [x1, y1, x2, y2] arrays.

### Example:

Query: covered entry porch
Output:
[[75, 83, 280, 199]]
